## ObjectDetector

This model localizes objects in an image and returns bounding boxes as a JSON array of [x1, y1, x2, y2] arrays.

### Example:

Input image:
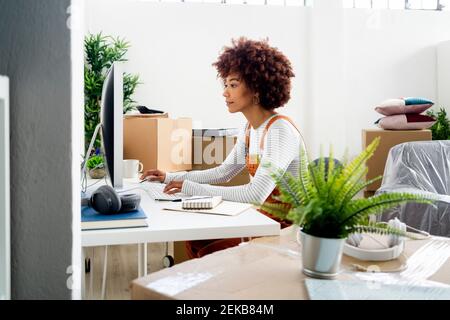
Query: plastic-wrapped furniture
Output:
[[376, 140, 450, 237]]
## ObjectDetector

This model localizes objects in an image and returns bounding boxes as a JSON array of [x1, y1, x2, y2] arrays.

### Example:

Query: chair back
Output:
[[381, 141, 450, 195]]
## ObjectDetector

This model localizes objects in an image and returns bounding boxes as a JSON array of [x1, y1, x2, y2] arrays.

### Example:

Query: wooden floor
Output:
[[84, 242, 173, 300]]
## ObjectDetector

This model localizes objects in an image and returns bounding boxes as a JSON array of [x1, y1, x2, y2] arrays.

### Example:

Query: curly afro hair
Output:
[[212, 37, 295, 110]]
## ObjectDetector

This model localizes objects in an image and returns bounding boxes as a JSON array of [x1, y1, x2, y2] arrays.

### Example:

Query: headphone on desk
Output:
[[343, 218, 430, 261], [82, 185, 141, 215]]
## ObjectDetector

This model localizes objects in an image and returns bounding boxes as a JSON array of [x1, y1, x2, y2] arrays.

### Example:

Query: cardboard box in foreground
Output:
[[131, 226, 450, 299]]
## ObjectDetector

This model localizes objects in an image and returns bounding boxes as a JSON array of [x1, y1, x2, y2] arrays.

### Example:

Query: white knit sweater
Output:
[[164, 115, 302, 204]]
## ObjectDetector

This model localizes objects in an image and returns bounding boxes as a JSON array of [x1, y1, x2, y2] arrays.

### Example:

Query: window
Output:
[[343, 0, 448, 10], [139, 0, 312, 6], [141, 0, 449, 8]]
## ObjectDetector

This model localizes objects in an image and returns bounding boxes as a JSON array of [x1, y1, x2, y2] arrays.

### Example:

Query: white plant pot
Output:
[[299, 230, 345, 279]]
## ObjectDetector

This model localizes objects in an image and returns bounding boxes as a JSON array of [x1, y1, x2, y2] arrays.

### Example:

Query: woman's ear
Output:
[[253, 93, 260, 105]]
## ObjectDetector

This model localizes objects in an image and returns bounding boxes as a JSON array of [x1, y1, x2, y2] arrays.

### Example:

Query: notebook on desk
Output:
[[181, 196, 223, 209], [81, 206, 148, 230], [163, 200, 253, 216]]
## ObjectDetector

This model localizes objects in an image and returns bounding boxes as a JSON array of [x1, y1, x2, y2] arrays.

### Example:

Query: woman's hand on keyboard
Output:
[[163, 181, 184, 194], [140, 169, 166, 183]]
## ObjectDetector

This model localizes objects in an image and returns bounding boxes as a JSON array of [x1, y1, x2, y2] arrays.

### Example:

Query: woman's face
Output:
[[222, 74, 255, 113]]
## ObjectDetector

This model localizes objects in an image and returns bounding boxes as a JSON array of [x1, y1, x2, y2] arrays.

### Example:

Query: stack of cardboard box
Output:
[[123, 114, 249, 185]]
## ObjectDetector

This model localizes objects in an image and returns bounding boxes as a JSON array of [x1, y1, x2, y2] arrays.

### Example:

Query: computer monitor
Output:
[[81, 62, 124, 192], [100, 62, 123, 188]]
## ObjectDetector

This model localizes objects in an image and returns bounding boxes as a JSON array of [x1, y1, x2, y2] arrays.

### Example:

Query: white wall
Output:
[[437, 40, 450, 111], [85, 0, 450, 159], [308, 8, 450, 157], [85, 1, 309, 147]]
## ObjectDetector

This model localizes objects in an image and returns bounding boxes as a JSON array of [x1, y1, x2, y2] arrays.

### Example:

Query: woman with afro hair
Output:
[[141, 37, 304, 258]]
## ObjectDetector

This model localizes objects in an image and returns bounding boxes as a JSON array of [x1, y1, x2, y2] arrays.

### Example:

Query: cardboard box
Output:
[[124, 114, 192, 172], [131, 226, 450, 299], [362, 129, 431, 191]]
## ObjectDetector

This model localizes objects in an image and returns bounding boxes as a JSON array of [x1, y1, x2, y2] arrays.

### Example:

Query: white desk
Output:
[[81, 178, 280, 298]]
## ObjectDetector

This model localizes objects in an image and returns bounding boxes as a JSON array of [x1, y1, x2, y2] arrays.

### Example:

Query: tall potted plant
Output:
[[259, 137, 432, 279], [84, 32, 140, 177]]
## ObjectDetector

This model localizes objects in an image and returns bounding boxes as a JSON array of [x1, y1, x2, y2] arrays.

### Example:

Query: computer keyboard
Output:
[[141, 181, 187, 201]]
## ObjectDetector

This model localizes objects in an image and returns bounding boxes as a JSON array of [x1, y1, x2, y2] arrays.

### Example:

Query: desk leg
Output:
[[81, 247, 86, 299], [138, 243, 148, 277], [89, 247, 94, 299], [101, 245, 108, 300]]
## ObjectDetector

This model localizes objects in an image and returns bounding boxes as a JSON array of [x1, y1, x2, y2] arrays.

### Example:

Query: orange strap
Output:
[[245, 114, 301, 153]]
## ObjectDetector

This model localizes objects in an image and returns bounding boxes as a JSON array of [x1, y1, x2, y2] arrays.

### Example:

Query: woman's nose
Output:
[[222, 89, 229, 98]]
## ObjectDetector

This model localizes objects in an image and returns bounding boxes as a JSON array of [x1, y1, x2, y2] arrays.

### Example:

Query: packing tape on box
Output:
[[145, 272, 214, 296]]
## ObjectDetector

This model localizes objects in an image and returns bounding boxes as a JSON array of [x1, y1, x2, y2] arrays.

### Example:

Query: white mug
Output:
[[123, 159, 144, 179]]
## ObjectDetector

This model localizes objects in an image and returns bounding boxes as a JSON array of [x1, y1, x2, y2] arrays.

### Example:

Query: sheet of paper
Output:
[[163, 201, 253, 216]]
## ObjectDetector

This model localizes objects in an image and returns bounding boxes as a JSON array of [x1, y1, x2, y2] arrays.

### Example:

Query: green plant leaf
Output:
[[86, 155, 104, 170], [258, 202, 291, 220], [353, 221, 420, 240], [341, 192, 433, 235], [427, 107, 450, 140], [330, 137, 380, 209]]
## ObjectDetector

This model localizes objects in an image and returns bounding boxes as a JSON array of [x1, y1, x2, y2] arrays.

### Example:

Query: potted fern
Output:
[[260, 137, 432, 279]]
